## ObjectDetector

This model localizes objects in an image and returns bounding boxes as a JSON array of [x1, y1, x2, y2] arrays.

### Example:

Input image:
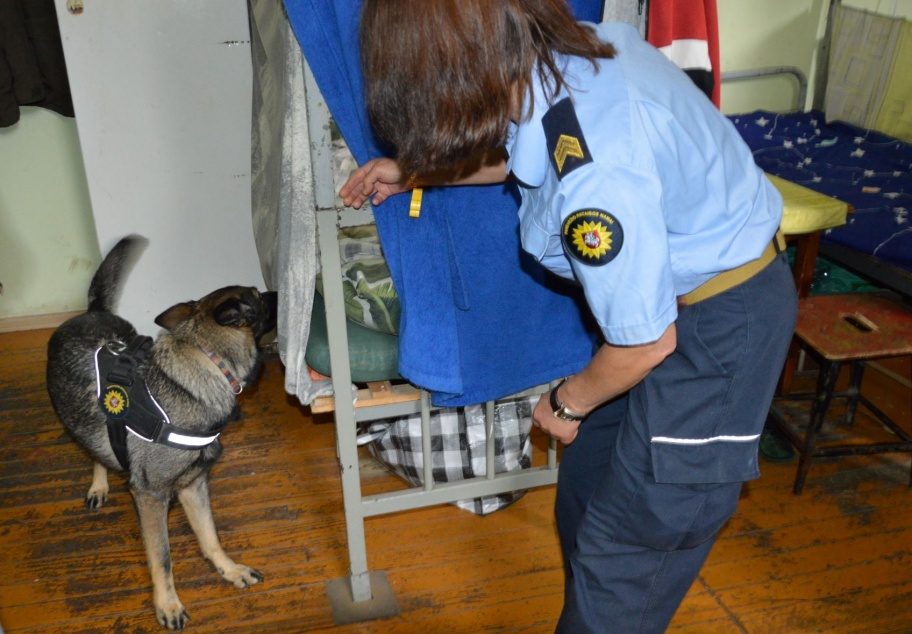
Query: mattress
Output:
[[730, 110, 912, 274]]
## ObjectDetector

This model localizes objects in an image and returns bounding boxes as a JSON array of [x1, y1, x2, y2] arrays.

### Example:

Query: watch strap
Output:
[[549, 379, 586, 422]]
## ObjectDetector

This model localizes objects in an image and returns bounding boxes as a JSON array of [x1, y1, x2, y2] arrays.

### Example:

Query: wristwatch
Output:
[[549, 379, 586, 422]]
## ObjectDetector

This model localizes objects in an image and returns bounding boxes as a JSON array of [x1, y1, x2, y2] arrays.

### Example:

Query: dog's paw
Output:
[[155, 599, 190, 630], [84, 487, 108, 510], [219, 563, 263, 589]]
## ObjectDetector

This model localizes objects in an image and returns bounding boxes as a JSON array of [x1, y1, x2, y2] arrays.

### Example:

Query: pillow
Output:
[[305, 291, 401, 382]]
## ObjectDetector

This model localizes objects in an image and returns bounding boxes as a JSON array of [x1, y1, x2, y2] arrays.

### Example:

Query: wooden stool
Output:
[[769, 293, 912, 494]]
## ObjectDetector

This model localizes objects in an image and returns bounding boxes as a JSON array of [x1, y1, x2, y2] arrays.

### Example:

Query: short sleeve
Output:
[[558, 162, 677, 345]]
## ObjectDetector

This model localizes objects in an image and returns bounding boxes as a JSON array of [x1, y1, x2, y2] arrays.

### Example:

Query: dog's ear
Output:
[[154, 302, 196, 330], [213, 297, 255, 327]]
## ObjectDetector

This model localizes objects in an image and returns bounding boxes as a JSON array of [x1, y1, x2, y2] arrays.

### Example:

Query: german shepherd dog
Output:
[[46, 236, 277, 630]]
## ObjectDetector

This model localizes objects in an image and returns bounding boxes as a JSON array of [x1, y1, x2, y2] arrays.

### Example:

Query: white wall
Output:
[[55, 0, 264, 335]]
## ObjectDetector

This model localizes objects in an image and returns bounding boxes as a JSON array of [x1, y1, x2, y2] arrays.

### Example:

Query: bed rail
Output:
[[721, 66, 808, 112]]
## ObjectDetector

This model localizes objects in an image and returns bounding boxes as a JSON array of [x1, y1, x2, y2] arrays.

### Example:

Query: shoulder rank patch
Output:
[[543, 97, 593, 180], [562, 208, 623, 266]]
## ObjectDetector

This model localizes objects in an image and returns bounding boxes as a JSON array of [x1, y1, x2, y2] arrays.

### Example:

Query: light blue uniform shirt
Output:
[[505, 22, 783, 346]]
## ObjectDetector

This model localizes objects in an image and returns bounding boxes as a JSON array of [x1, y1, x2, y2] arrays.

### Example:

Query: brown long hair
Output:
[[360, 0, 615, 177]]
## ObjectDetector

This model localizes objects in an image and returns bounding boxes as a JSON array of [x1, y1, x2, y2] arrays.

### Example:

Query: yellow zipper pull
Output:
[[409, 187, 423, 219]]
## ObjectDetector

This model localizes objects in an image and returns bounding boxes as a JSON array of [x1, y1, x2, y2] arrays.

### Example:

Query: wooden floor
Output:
[[2, 327, 911, 633]]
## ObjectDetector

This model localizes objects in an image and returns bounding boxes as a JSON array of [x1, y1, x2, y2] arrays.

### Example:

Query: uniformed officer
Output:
[[340, 2, 798, 632]]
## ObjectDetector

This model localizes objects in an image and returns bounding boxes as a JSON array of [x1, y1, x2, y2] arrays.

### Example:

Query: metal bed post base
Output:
[[325, 571, 400, 625]]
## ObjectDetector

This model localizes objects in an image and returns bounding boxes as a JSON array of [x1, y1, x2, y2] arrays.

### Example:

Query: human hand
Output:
[[339, 157, 408, 209], [532, 392, 580, 445]]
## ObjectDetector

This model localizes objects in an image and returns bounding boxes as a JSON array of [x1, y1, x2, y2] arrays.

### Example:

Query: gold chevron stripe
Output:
[[553, 134, 585, 173]]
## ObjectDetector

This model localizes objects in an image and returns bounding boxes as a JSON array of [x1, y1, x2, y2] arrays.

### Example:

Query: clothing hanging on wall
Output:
[[282, 0, 605, 406], [647, 0, 720, 107], [0, 0, 73, 126]]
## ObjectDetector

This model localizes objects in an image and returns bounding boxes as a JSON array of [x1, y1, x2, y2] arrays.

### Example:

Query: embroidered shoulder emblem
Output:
[[562, 209, 623, 266], [543, 98, 593, 179], [102, 385, 130, 418]]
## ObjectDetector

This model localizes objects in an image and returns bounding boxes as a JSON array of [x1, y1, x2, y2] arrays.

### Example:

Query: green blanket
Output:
[[316, 225, 400, 335]]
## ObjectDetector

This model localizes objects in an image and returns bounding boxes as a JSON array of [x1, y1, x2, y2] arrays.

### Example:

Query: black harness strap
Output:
[[105, 335, 153, 386], [95, 336, 225, 471]]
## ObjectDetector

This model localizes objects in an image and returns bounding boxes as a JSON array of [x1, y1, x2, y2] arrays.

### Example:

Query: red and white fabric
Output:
[[647, 0, 721, 108]]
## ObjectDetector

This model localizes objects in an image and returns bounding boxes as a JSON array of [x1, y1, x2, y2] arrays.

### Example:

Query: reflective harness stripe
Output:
[[94, 336, 223, 470]]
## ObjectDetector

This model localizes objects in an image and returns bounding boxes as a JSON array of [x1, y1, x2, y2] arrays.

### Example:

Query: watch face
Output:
[[555, 407, 582, 422]]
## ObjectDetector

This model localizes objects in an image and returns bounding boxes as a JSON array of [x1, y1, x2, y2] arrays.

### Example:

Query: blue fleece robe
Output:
[[284, 0, 605, 406]]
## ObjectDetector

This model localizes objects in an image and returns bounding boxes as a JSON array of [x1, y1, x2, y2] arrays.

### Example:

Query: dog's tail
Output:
[[87, 235, 149, 313]]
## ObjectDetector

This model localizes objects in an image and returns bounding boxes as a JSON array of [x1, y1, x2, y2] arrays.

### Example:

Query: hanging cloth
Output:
[[647, 0, 720, 107], [0, 0, 74, 126], [282, 0, 604, 406]]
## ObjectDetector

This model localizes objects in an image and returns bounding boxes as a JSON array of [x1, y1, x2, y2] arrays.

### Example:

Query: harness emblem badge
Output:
[[102, 385, 130, 418]]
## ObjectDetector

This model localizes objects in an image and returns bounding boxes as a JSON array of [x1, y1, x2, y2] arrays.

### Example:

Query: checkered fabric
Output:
[[357, 396, 536, 515]]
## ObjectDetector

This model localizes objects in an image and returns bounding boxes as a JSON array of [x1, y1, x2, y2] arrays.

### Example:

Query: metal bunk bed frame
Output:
[[302, 64, 562, 624]]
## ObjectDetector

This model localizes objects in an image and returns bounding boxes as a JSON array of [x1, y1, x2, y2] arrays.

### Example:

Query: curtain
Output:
[[249, 0, 322, 403]]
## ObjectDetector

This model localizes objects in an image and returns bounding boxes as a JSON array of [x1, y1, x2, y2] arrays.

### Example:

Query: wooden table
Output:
[[768, 174, 852, 392]]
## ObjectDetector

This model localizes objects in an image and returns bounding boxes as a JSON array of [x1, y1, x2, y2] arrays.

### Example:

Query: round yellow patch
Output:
[[103, 386, 129, 417], [561, 209, 623, 266]]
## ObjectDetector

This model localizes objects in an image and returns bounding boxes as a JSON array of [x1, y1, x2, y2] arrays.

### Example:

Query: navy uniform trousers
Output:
[[555, 253, 797, 633]]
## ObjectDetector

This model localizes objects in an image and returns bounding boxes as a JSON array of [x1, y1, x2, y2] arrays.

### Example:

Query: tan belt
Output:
[[679, 229, 786, 307]]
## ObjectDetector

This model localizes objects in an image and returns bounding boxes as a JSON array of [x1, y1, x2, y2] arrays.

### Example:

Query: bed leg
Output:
[[326, 571, 399, 625]]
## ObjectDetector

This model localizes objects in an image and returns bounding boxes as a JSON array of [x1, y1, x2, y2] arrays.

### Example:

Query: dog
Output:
[[46, 236, 277, 630]]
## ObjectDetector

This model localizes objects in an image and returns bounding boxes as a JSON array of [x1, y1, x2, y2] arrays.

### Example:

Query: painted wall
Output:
[[1, 0, 263, 330], [55, 0, 264, 336], [718, 0, 829, 114], [719, 0, 912, 115], [0, 107, 99, 318]]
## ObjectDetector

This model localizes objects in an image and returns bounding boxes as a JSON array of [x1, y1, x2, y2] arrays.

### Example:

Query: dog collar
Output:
[[94, 336, 225, 470], [202, 349, 243, 395]]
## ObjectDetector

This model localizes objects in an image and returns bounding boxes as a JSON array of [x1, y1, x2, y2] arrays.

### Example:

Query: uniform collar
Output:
[[508, 60, 570, 189]]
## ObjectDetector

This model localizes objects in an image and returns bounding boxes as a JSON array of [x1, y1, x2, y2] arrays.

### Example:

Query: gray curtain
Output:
[[249, 0, 322, 404]]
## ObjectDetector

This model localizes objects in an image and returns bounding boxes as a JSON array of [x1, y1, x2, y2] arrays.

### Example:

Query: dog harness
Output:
[[94, 335, 227, 470]]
